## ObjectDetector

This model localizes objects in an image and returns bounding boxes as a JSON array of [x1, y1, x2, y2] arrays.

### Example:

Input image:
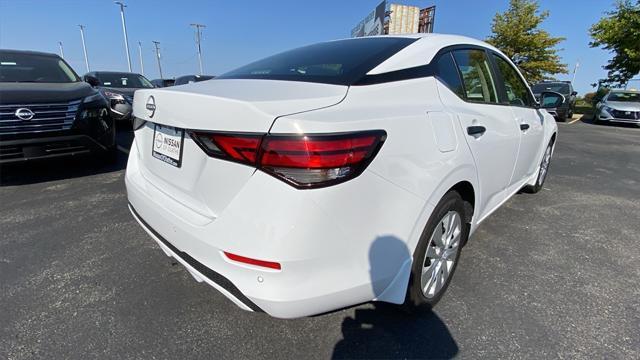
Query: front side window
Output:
[[95, 73, 154, 88], [217, 37, 417, 85], [492, 55, 534, 107], [0, 52, 80, 83], [452, 50, 499, 104], [435, 52, 465, 98]]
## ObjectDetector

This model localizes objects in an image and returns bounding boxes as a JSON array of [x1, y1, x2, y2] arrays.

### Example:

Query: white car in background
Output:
[[126, 34, 560, 318], [595, 89, 640, 126]]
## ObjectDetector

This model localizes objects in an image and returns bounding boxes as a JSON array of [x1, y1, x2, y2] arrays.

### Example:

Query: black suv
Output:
[[0, 49, 115, 164], [84, 71, 154, 123], [531, 81, 578, 121]]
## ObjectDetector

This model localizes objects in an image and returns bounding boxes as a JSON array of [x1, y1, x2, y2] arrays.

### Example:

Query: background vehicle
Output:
[[150, 78, 175, 88], [0, 49, 115, 164], [531, 81, 577, 121], [595, 89, 640, 126], [84, 71, 154, 123], [174, 75, 215, 86], [126, 34, 559, 318]]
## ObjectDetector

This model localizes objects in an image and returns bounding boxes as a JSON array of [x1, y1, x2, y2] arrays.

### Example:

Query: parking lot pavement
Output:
[[1, 121, 639, 359]]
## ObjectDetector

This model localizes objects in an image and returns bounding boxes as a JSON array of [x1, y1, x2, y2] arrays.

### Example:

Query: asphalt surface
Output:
[[1, 120, 639, 359]]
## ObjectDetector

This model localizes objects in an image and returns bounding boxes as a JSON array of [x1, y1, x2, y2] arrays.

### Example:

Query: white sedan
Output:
[[126, 34, 560, 318]]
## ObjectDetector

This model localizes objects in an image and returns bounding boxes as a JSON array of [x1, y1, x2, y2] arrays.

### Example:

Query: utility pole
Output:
[[115, 1, 132, 72], [571, 60, 580, 84], [152, 41, 163, 79], [58, 41, 65, 59], [190, 23, 206, 75], [78, 25, 90, 72], [137, 41, 145, 76]]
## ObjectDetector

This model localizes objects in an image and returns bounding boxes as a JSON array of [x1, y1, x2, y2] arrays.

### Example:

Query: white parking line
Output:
[[568, 117, 582, 125]]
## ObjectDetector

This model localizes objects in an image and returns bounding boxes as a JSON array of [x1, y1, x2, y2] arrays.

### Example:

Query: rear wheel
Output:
[[523, 140, 553, 193], [404, 191, 469, 311]]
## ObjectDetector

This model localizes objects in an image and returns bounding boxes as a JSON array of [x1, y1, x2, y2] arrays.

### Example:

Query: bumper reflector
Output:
[[224, 252, 281, 270]]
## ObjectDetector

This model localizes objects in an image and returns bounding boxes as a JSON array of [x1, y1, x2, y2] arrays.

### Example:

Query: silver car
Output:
[[596, 90, 640, 126]]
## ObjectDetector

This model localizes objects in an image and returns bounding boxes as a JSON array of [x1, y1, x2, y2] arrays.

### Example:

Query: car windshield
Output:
[[531, 83, 570, 94], [607, 92, 640, 102], [95, 72, 154, 88], [0, 52, 80, 83], [217, 37, 418, 85]]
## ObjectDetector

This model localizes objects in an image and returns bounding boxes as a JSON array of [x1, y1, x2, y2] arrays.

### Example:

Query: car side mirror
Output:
[[539, 91, 565, 108], [571, 91, 578, 96], [84, 75, 100, 87]]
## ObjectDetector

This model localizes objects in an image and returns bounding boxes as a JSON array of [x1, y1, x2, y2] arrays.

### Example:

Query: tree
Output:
[[486, 0, 568, 83], [590, 0, 640, 86]]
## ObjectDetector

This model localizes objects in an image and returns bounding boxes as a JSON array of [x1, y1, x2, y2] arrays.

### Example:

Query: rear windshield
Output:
[[531, 83, 570, 94], [95, 72, 154, 88], [217, 37, 418, 85], [0, 52, 80, 83], [607, 92, 640, 102]]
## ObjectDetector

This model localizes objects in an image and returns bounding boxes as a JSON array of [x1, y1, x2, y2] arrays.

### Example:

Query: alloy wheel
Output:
[[537, 144, 552, 186], [420, 210, 462, 298]]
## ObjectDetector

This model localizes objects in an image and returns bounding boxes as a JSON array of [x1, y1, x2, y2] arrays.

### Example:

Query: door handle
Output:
[[520, 123, 530, 131], [467, 125, 486, 136]]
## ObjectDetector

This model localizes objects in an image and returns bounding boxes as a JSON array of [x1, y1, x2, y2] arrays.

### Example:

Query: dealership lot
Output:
[[1, 121, 639, 359]]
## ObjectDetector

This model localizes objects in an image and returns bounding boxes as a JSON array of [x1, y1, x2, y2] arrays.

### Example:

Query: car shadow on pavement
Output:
[[578, 113, 640, 129], [332, 235, 458, 359], [0, 151, 128, 186], [332, 303, 458, 359], [0, 128, 133, 186]]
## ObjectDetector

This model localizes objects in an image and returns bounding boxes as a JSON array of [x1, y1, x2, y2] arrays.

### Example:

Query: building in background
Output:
[[351, 1, 387, 38], [352, 1, 436, 38]]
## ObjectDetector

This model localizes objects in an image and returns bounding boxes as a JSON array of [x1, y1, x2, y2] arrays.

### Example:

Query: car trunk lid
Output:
[[129, 79, 348, 220]]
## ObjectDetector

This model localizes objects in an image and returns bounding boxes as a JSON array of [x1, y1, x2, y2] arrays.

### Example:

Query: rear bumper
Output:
[[125, 138, 426, 318], [128, 204, 263, 312]]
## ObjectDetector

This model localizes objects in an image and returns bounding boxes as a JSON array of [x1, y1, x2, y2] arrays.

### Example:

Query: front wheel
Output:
[[523, 140, 553, 193], [404, 191, 469, 312]]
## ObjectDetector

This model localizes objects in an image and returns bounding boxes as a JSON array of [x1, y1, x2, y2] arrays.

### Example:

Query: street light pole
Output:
[[78, 25, 90, 72], [190, 23, 206, 75], [571, 60, 580, 84], [138, 41, 145, 76], [115, 1, 132, 72], [152, 41, 163, 79], [58, 41, 65, 59]]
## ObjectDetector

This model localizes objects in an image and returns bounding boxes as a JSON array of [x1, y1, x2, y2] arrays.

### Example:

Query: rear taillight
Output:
[[190, 130, 386, 188]]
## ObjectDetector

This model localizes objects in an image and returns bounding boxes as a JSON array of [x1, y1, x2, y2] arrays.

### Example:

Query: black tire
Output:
[[523, 140, 554, 193], [403, 191, 470, 312]]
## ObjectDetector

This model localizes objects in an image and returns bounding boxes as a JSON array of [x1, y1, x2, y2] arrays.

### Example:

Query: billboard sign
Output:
[[387, 4, 420, 35], [351, 1, 386, 38]]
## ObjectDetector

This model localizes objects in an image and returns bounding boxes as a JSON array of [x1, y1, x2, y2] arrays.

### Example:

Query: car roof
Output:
[[353, 33, 506, 75], [0, 49, 59, 58]]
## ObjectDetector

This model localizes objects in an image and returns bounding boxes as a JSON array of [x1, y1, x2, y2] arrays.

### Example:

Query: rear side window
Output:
[[492, 55, 534, 107], [452, 50, 499, 104], [217, 37, 417, 85], [435, 52, 465, 98]]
